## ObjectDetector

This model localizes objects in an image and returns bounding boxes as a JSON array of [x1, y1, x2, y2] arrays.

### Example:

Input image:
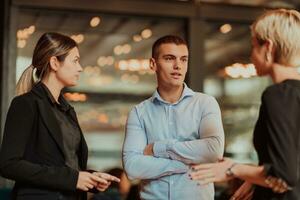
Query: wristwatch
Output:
[[226, 163, 237, 177]]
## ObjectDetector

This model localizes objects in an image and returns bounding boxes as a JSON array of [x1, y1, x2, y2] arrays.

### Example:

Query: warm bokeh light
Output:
[[224, 63, 257, 78], [90, 16, 101, 27], [114, 45, 123, 55], [27, 25, 36, 34], [17, 39, 26, 48], [141, 29, 152, 39], [116, 59, 151, 73], [220, 24, 232, 34], [123, 44, 131, 54], [64, 92, 87, 102], [133, 34, 142, 42], [71, 34, 84, 44]]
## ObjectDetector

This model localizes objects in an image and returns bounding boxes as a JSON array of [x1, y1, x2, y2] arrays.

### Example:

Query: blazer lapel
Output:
[[69, 107, 88, 169], [37, 99, 65, 157], [32, 82, 87, 167]]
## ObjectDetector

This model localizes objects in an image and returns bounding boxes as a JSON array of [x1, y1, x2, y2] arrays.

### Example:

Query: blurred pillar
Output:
[[0, 0, 10, 144], [188, 17, 206, 92], [0, 0, 10, 188]]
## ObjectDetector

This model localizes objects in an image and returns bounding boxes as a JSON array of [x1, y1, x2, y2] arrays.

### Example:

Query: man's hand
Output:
[[144, 143, 154, 156]]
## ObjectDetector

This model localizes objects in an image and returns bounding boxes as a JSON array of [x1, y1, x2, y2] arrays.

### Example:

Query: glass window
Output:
[[16, 8, 186, 170], [203, 21, 271, 163]]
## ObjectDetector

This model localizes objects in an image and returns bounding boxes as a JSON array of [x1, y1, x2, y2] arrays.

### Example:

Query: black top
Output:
[[0, 82, 88, 200], [253, 79, 300, 200], [41, 83, 81, 171]]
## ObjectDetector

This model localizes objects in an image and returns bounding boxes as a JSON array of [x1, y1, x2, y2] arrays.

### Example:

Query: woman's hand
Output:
[[76, 171, 109, 191], [92, 172, 121, 192], [230, 181, 254, 200], [265, 176, 290, 193], [189, 158, 235, 185]]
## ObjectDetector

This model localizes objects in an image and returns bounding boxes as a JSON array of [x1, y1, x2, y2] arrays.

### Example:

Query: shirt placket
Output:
[[168, 104, 176, 200]]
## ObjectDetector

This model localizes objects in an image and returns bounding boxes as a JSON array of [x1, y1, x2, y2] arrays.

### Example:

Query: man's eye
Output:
[[182, 58, 188, 62]]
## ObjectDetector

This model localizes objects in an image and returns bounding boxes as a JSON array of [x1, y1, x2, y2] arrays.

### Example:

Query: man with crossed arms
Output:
[[122, 35, 224, 200]]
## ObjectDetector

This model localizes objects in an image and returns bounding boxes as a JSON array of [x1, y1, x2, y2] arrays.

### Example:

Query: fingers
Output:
[[230, 182, 253, 200], [265, 176, 290, 193], [94, 172, 121, 182], [191, 163, 213, 171], [244, 190, 254, 200], [96, 182, 111, 192], [77, 171, 110, 192], [190, 169, 213, 180], [90, 174, 109, 185]]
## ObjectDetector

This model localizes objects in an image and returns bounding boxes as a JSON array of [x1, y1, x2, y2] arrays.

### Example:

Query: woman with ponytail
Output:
[[0, 32, 119, 200]]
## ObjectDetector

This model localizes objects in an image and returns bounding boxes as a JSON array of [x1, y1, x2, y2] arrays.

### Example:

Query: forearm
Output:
[[123, 151, 188, 180], [154, 136, 224, 164], [154, 96, 225, 164], [233, 164, 268, 187]]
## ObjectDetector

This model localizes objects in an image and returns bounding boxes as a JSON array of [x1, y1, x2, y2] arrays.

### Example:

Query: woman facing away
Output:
[[190, 9, 300, 200], [0, 32, 119, 200]]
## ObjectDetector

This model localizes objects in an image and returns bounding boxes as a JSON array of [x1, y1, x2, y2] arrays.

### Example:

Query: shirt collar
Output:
[[151, 83, 195, 105], [40, 82, 71, 111]]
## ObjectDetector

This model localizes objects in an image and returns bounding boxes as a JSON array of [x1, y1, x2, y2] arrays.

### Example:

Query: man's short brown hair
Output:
[[152, 35, 188, 59]]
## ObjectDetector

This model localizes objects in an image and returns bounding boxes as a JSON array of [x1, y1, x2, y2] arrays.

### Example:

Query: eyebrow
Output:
[[162, 54, 176, 57], [74, 56, 80, 59], [162, 54, 188, 58]]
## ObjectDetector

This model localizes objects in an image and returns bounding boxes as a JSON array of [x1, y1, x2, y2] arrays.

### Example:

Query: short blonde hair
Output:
[[251, 9, 300, 66]]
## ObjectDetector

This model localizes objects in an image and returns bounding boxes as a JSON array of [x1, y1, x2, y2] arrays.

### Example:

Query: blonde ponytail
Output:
[[16, 65, 35, 96]]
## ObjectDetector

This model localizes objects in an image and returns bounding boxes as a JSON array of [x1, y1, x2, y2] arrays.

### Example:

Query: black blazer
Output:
[[0, 82, 88, 200]]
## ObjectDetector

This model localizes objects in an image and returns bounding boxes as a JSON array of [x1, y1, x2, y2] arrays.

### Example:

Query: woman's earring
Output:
[[266, 53, 272, 62]]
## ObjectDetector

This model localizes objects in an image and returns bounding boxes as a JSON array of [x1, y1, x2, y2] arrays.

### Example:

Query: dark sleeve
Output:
[[261, 88, 299, 187], [0, 96, 78, 191]]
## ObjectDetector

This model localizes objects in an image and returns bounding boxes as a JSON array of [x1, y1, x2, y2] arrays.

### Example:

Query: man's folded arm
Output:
[[122, 107, 188, 180]]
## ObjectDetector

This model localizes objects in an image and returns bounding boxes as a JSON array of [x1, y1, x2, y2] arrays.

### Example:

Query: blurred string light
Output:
[[133, 34, 142, 42], [114, 44, 131, 55], [64, 92, 87, 102], [87, 75, 113, 86], [90, 16, 101, 27], [98, 113, 109, 124], [224, 63, 257, 78], [141, 28, 152, 39], [17, 25, 36, 48], [132, 28, 152, 43], [121, 73, 140, 84], [71, 34, 84, 44], [97, 56, 114, 67], [220, 24, 232, 34], [84, 66, 101, 76], [17, 40, 26, 48], [116, 59, 154, 74]]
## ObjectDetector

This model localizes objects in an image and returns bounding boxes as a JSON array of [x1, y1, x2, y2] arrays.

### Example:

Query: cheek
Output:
[[251, 50, 262, 65], [57, 67, 73, 82]]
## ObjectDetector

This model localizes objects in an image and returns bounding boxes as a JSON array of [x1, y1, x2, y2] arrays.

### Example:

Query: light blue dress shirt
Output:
[[122, 84, 224, 200]]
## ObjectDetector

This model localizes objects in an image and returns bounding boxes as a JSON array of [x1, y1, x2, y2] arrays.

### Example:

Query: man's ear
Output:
[[49, 56, 60, 72], [150, 58, 157, 72]]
